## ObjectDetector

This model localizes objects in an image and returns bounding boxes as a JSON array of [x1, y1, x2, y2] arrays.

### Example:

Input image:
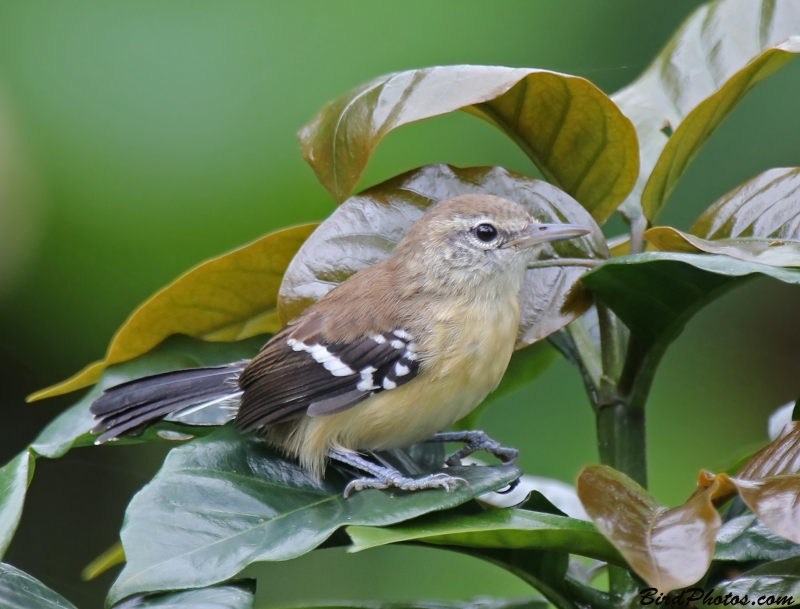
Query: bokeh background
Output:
[[1, 1, 799, 607]]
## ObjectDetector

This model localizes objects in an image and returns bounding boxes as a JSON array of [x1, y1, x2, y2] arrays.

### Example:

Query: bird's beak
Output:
[[506, 222, 592, 249]]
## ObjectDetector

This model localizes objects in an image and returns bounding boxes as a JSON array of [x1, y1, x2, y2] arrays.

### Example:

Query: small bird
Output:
[[91, 194, 590, 496]]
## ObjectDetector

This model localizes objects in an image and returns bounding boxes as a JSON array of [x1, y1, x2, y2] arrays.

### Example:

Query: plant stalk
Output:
[[595, 299, 651, 600]]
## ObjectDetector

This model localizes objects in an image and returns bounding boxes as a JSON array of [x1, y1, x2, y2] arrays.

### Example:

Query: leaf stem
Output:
[[628, 214, 649, 255], [595, 299, 649, 600]]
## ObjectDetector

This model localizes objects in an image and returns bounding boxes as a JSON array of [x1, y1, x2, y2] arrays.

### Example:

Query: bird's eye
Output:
[[474, 223, 498, 243]]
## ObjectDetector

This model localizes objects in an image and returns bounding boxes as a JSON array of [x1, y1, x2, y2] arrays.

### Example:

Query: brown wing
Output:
[[235, 320, 420, 430]]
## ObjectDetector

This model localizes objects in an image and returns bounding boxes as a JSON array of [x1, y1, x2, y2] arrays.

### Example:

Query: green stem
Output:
[[595, 300, 651, 601]]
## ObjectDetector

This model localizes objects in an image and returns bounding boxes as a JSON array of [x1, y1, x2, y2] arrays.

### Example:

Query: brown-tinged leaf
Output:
[[300, 66, 638, 223], [733, 477, 800, 545], [30, 225, 316, 401], [694, 423, 800, 545], [278, 164, 608, 349], [737, 421, 800, 481], [612, 0, 800, 222], [645, 226, 800, 268], [577, 464, 720, 593], [692, 167, 800, 240]]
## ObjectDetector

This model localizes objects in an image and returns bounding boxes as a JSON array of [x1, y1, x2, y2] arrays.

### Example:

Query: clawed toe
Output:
[[343, 472, 469, 497]]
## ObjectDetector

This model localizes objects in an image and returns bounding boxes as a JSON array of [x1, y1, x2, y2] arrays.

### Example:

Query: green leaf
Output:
[[0, 451, 33, 559], [692, 167, 800, 241], [278, 164, 608, 349], [299, 66, 638, 223], [577, 464, 721, 593], [0, 562, 78, 609], [346, 507, 623, 566], [704, 556, 800, 606], [645, 227, 800, 268], [280, 600, 548, 609], [30, 335, 265, 459], [582, 252, 800, 352], [454, 341, 559, 431], [715, 513, 800, 562], [612, 0, 800, 222], [113, 582, 256, 609], [30, 225, 316, 401], [109, 426, 519, 603]]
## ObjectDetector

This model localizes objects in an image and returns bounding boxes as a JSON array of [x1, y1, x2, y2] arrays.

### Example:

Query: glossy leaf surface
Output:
[[0, 451, 32, 559], [279, 164, 607, 349], [582, 253, 800, 350], [346, 507, 623, 566], [577, 465, 720, 592], [645, 227, 800, 268], [300, 65, 638, 222], [32, 225, 315, 401], [30, 336, 265, 459], [612, 0, 800, 221], [113, 582, 255, 609], [692, 167, 800, 240], [706, 557, 800, 606], [0, 562, 77, 609], [738, 422, 800, 481], [715, 513, 800, 562], [454, 342, 559, 431], [110, 426, 519, 603]]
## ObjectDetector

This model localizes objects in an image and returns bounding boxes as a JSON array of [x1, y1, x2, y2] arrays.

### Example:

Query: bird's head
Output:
[[394, 194, 591, 297]]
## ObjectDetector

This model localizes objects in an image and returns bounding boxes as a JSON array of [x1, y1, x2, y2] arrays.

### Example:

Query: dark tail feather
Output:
[[90, 362, 247, 444]]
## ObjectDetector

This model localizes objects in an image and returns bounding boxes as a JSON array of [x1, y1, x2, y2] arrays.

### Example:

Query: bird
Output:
[[90, 194, 590, 496]]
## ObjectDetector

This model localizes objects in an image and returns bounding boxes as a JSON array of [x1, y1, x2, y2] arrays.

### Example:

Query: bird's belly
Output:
[[285, 301, 519, 475]]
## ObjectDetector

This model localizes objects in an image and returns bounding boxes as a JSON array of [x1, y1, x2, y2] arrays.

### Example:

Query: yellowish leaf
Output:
[[29, 224, 317, 401]]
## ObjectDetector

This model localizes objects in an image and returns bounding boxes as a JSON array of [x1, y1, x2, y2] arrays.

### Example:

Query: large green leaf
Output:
[[703, 557, 800, 606], [577, 465, 722, 593], [279, 164, 608, 349], [346, 507, 623, 566], [110, 426, 519, 603], [581, 253, 800, 407], [0, 562, 78, 609], [612, 0, 800, 222], [715, 513, 800, 562], [30, 335, 265, 459], [0, 451, 33, 559], [454, 341, 559, 431], [299, 66, 638, 222], [113, 582, 255, 609], [31, 225, 315, 401]]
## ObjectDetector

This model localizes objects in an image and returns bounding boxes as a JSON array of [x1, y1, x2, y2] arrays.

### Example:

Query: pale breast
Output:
[[286, 295, 521, 475]]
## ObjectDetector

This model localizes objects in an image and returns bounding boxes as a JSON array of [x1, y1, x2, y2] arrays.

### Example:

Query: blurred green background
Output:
[[0, 1, 799, 607]]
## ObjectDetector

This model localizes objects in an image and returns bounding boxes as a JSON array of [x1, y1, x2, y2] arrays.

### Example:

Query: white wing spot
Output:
[[357, 366, 378, 391], [382, 378, 397, 390], [371, 334, 386, 344], [302, 343, 356, 376], [393, 329, 412, 340], [395, 362, 410, 376], [390, 339, 405, 349]]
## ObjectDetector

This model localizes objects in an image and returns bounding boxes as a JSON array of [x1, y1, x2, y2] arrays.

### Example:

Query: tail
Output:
[[90, 362, 248, 444]]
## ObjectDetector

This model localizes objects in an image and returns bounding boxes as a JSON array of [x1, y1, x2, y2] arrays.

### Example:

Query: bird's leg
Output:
[[327, 448, 468, 498], [428, 430, 519, 467]]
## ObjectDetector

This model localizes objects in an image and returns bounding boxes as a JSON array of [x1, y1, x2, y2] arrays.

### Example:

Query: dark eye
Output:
[[474, 223, 498, 243]]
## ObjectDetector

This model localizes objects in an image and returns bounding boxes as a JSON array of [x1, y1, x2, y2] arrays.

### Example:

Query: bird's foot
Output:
[[428, 430, 519, 467], [343, 471, 467, 498], [328, 448, 468, 498]]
